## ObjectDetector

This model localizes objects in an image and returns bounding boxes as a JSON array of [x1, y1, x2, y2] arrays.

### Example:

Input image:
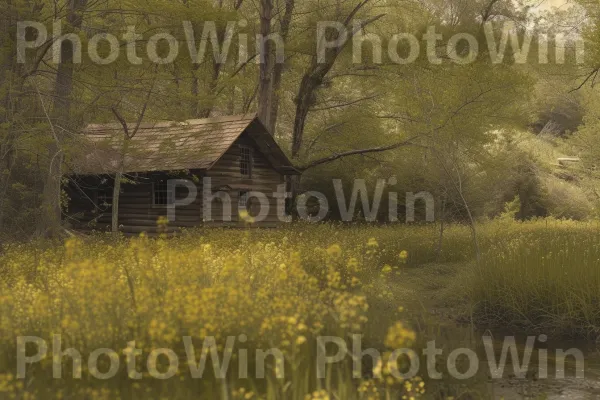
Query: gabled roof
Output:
[[72, 114, 299, 175]]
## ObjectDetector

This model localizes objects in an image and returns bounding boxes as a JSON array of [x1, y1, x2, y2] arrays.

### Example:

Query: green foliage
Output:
[[499, 195, 521, 220], [570, 90, 600, 173], [2, 0, 600, 236], [542, 174, 595, 220]]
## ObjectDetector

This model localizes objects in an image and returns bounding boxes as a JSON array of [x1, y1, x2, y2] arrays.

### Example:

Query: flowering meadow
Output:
[[1, 220, 600, 399], [0, 225, 425, 400]]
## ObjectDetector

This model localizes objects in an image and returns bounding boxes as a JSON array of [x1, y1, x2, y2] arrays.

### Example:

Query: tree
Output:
[[0, 0, 572, 239]]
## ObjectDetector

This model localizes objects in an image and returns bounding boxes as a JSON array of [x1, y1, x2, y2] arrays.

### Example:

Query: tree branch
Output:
[[298, 136, 422, 171], [110, 106, 129, 137], [110, 69, 157, 139], [570, 68, 600, 93], [130, 74, 157, 138], [310, 94, 379, 111]]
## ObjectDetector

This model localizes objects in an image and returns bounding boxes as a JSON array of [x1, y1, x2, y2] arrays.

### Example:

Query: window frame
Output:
[[91, 187, 113, 211], [97, 189, 113, 209], [239, 145, 253, 178], [152, 179, 172, 207], [238, 190, 250, 210]]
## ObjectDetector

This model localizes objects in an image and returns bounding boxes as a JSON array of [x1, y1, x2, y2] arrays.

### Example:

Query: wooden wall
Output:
[[204, 134, 285, 228], [67, 132, 286, 234]]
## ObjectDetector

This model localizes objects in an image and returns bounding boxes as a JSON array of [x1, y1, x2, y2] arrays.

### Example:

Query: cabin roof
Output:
[[72, 114, 299, 175]]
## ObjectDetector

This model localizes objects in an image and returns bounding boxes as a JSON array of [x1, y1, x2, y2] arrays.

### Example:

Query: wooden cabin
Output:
[[66, 114, 299, 234]]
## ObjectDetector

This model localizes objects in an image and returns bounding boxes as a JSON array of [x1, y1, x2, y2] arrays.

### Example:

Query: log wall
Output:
[[66, 133, 286, 234]]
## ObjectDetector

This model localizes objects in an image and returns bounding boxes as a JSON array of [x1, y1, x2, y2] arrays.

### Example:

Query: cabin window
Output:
[[238, 191, 249, 209], [153, 180, 172, 206], [97, 190, 112, 208], [93, 188, 113, 210], [239, 145, 253, 178]]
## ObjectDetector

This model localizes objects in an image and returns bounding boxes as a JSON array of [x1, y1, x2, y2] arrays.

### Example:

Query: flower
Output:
[[326, 244, 342, 258], [367, 238, 379, 248], [239, 210, 255, 224], [295, 336, 307, 345]]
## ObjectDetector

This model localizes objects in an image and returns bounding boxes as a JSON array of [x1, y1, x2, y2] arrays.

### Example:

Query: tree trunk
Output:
[[108, 74, 155, 236], [286, 174, 302, 219], [198, 60, 222, 118], [257, 0, 274, 127], [38, 0, 88, 236], [38, 151, 64, 237], [112, 172, 122, 234], [0, 72, 16, 234], [435, 196, 446, 260], [0, 160, 14, 232], [191, 26, 223, 119], [190, 64, 200, 117], [0, 0, 27, 233], [266, 0, 294, 134], [289, 1, 380, 157], [267, 54, 283, 135], [54, 0, 87, 115], [292, 74, 318, 157], [111, 131, 131, 235], [463, 197, 481, 264], [35, 84, 65, 237], [454, 168, 481, 263]]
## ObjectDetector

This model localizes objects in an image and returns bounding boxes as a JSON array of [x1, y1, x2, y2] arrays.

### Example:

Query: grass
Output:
[[1, 220, 599, 398], [458, 219, 600, 338]]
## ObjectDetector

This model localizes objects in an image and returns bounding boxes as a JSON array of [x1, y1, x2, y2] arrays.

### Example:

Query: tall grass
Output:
[[460, 219, 600, 338]]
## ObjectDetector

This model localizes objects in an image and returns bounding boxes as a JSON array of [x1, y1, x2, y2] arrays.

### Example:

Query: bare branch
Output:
[[570, 68, 600, 93], [130, 74, 157, 138], [298, 136, 422, 171], [310, 94, 379, 111], [110, 106, 129, 137]]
